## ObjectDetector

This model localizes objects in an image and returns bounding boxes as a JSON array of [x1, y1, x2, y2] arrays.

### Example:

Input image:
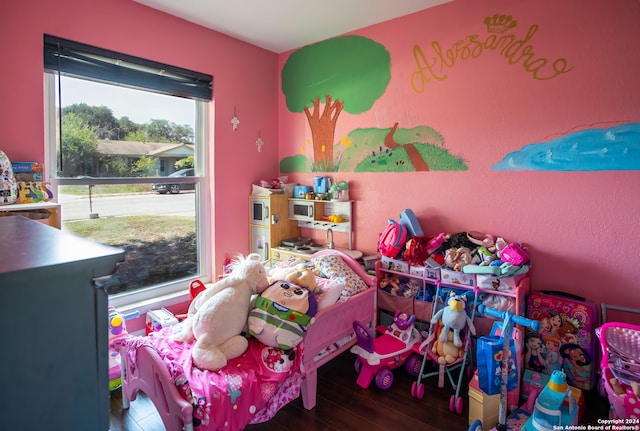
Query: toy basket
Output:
[[597, 322, 640, 420]]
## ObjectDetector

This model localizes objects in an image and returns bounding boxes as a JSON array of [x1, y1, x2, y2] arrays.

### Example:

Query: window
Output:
[[43, 35, 213, 307]]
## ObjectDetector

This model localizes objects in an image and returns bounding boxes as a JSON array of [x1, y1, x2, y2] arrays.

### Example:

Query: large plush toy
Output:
[[432, 323, 464, 365], [172, 253, 269, 371], [248, 280, 318, 350], [268, 263, 318, 292], [431, 291, 476, 347]]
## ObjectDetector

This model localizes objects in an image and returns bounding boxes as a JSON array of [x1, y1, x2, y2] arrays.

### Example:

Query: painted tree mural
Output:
[[282, 35, 391, 171]]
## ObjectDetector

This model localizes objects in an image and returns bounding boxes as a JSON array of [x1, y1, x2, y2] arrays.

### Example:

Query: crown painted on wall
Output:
[[484, 14, 518, 34]]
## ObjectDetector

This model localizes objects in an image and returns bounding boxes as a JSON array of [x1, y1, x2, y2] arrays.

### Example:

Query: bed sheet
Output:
[[117, 327, 303, 430]]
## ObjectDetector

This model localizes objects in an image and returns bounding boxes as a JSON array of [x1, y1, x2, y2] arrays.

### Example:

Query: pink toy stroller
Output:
[[596, 322, 640, 420], [351, 310, 423, 390], [410, 284, 478, 414]]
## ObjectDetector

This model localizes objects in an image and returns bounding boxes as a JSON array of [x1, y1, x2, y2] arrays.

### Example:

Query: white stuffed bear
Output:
[[173, 253, 269, 371]]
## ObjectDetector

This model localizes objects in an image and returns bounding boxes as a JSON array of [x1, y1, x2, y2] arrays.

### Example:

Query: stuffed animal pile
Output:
[[172, 253, 269, 371]]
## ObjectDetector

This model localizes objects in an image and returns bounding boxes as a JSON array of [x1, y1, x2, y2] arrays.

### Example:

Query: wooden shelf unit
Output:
[[0, 201, 61, 228]]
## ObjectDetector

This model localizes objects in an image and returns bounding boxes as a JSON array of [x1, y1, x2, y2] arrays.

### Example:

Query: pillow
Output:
[[314, 278, 345, 310], [310, 253, 369, 300]]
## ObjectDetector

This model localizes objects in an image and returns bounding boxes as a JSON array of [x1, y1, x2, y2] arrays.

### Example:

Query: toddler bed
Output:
[[115, 249, 377, 431]]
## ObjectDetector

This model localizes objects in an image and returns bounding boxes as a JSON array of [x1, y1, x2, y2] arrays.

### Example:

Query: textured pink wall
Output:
[[0, 0, 279, 274], [278, 0, 640, 318]]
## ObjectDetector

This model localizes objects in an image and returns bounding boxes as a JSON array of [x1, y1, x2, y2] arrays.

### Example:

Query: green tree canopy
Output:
[[61, 112, 99, 177], [175, 156, 194, 170], [282, 35, 391, 114], [62, 103, 120, 140], [281, 35, 391, 170]]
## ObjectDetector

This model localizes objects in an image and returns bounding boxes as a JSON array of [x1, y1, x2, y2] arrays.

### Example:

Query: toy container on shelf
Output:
[[441, 268, 476, 287], [145, 308, 179, 335], [424, 266, 441, 280], [381, 255, 409, 273], [475, 273, 525, 293], [409, 264, 427, 277]]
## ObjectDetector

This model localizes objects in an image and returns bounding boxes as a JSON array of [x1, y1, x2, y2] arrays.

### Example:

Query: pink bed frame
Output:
[[119, 250, 377, 431]]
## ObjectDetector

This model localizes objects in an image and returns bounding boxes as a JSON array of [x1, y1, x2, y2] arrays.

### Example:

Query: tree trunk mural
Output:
[[384, 122, 429, 171], [304, 95, 344, 171]]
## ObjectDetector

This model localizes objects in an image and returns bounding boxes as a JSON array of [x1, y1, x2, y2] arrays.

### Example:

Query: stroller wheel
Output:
[[375, 368, 394, 390], [469, 419, 483, 431], [411, 381, 424, 399], [405, 354, 422, 377], [456, 396, 464, 414], [449, 395, 456, 412], [354, 358, 362, 374]]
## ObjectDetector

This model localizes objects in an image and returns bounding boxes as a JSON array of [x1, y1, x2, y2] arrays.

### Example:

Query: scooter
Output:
[[469, 305, 539, 431]]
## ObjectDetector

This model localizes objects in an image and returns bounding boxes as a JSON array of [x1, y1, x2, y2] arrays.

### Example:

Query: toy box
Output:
[[11, 162, 50, 204], [145, 308, 179, 335], [468, 370, 520, 431], [409, 264, 426, 277], [476, 273, 525, 293], [293, 185, 310, 198], [441, 268, 476, 286], [362, 255, 380, 271], [381, 255, 409, 273], [425, 266, 441, 280]]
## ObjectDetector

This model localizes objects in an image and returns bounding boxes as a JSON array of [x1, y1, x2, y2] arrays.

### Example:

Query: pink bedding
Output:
[[116, 328, 304, 430]]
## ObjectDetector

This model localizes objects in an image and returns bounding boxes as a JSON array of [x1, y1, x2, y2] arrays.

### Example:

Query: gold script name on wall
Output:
[[411, 14, 574, 93]]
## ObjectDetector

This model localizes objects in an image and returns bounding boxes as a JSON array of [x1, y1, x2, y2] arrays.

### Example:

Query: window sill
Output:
[[114, 289, 190, 318]]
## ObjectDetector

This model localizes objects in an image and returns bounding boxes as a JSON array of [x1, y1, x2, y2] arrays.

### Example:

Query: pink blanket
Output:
[[117, 328, 303, 430]]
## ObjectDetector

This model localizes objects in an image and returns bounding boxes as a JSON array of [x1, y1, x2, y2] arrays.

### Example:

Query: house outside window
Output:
[[43, 35, 212, 307]]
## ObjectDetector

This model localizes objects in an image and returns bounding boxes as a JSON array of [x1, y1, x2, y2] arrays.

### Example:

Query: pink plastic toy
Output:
[[351, 310, 422, 390], [108, 306, 139, 390]]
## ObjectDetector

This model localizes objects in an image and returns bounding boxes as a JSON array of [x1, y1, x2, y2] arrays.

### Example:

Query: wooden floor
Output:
[[110, 350, 610, 431]]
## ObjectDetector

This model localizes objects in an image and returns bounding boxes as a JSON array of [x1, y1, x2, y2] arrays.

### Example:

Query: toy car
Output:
[[351, 310, 423, 390]]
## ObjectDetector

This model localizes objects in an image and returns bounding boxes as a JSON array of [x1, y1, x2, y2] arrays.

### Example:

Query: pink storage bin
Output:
[[597, 322, 640, 420], [602, 367, 640, 420]]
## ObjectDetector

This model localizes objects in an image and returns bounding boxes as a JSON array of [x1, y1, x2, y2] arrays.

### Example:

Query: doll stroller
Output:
[[596, 321, 640, 420], [409, 283, 478, 414]]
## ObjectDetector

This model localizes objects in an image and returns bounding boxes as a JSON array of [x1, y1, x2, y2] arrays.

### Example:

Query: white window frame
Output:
[[43, 73, 211, 311]]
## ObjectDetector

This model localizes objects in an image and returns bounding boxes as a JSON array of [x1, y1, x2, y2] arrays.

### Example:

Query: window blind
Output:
[[44, 34, 212, 101]]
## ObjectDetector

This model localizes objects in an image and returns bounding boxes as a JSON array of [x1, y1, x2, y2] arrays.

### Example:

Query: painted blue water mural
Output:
[[492, 122, 640, 171]]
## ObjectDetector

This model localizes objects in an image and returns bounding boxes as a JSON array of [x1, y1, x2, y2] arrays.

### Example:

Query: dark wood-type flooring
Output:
[[110, 349, 610, 431]]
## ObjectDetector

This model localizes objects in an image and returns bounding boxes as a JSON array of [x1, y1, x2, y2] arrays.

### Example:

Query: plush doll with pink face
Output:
[[248, 280, 318, 350]]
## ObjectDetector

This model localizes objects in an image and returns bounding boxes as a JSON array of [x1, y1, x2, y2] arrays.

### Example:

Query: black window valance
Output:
[[44, 34, 212, 101]]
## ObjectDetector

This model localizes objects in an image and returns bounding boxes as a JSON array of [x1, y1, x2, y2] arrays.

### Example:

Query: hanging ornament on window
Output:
[[256, 134, 264, 152], [231, 106, 240, 131]]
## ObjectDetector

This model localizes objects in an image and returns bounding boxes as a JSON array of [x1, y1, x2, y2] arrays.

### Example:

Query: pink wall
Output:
[[278, 0, 640, 319], [2, 0, 639, 322], [0, 0, 280, 274]]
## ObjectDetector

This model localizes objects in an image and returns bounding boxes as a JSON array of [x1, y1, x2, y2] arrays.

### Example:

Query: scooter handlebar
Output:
[[477, 304, 540, 331]]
